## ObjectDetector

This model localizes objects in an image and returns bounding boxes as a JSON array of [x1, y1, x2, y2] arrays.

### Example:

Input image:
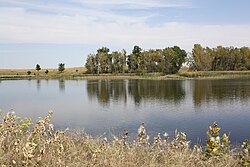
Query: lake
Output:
[[0, 79, 250, 145]]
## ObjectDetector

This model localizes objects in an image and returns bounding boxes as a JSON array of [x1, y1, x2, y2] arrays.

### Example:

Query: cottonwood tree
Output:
[[190, 44, 250, 71], [85, 54, 96, 74], [84, 45, 187, 74], [127, 45, 142, 72], [96, 47, 111, 73], [58, 63, 65, 72]]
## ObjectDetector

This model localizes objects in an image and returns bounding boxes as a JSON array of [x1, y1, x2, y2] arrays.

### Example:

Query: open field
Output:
[[0, 67, 87, 76], [0, 67, 88, 80], [1, 67, 250, 80]]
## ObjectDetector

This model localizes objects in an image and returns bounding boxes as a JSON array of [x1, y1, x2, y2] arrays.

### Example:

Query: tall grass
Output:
[[0, 111, 249, 166], [179, 70, 250, 78]]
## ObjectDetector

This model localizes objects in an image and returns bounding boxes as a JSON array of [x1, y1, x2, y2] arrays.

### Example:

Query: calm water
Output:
[[0, 79, 250, 144]]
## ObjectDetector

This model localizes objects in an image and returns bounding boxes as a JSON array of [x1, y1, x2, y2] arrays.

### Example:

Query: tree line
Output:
[[189, 44, 250, 71], [85, 44, 250, 73], [85, 45, 187, 74]]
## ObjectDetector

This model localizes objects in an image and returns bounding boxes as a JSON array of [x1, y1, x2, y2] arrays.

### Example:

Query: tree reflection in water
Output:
[[87, 80, 127, 106], [58, 79, 65, 92], [87, 80, 185, 106], [192, 80, 250, 106]]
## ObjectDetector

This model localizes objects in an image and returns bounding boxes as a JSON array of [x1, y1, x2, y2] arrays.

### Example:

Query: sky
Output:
[[0, 0, 250, 69]]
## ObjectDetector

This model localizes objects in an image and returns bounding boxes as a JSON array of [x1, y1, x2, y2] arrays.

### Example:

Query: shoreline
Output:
[[1, 73, 250, 80], [1, 68, 250, 80]]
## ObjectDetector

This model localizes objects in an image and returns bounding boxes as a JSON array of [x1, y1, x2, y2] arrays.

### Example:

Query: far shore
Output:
[[1, 67, 250, 80]]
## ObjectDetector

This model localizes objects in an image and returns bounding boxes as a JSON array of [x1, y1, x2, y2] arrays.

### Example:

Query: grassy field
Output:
[[0, 67, 86, 76], [1, 67, 250, 80], [0, 111, 249, 166]]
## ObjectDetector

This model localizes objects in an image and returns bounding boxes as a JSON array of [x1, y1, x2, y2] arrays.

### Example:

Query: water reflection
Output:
[[128, 80, 185, 105], [87, 80, 127, 105], [59, 79, 65, 92], [193, 80, 250, 106], [36, 79, 41, 91], [87, 80, 185, 105], [1, 79, 250, 144]]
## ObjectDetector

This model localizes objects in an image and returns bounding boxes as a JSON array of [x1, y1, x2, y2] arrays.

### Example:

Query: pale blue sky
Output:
[[0, 0, 250, 69]]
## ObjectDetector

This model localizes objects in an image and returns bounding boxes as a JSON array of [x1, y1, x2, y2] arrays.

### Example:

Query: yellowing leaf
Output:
[[214, 127, 221, 133]]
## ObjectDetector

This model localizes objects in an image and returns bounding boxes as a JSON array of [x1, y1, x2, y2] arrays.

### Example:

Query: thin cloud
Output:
[[0, 0, 250, 51], [71, 0, 192, 9]]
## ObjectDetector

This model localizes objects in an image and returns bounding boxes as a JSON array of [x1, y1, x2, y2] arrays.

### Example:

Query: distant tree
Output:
[[27, 71, 31, 75], [127, 45, 142, 72], [189, 44, 250, 71], [45, 69, 49, 74], [58, 63, 65, 72], [171, 46, 187, 73], [36, 64, 41, 72], [85, 54, 97, 74], [120, 49, 127, 73], [111, 51, 120, 73], [96, 47, 111, 73]]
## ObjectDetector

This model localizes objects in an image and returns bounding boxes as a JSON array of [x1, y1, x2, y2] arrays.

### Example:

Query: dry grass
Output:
[[0, 111, 249, 167], [1, 66, 250, 80], [0, 67, 87, 76], [178, 68, 250, 79]]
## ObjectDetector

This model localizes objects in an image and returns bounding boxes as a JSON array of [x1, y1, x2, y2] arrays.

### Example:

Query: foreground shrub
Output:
[[0, 112, 248, 166], [205, 122, 230, 157]]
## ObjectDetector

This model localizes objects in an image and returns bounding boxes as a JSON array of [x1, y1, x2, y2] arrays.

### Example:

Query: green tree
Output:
[[36, 64, 41, 72], [58, 63, 65, 73], [127, 45, 142, 72], [240, 47, 250, 70], [171, 46, 187, 73], [119, 49, 127, 73], [162, 47, 176, 73], [142, 49, 162, 73], [111, 51, 120, 73], [162, 46, 187, 74], [45, 69, 49, 74], [85, 54, 97, 74], [111, 50, 127, 73], [96, 47, 110, 73], [190, 45, 250, 71], [191, 44, 204, 71]]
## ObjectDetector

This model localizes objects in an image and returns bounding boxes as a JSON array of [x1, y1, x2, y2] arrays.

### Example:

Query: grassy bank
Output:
[[0, 68, 180, 80], [178, 68, 250, 79], [0, 112, 249, 166], [1, 67, 250, 80], [0, 67, 87, 80]]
